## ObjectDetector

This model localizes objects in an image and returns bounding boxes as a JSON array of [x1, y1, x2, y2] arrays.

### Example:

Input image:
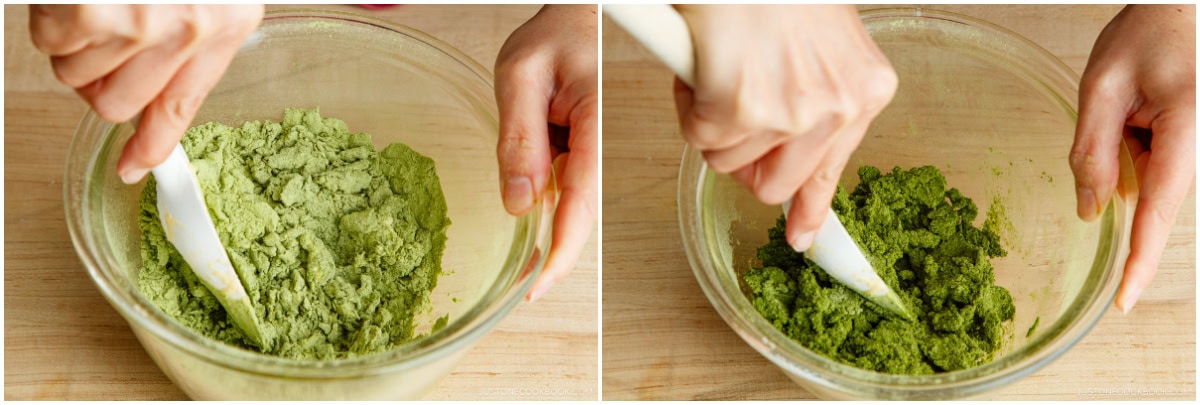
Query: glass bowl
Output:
[[679, 8, 1137, 400], [64, 9, 554, 400]]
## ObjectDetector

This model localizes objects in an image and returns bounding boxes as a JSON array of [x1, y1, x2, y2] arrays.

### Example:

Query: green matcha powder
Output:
[[745, 165, 1015, 374], [137, 108, 449, 360]]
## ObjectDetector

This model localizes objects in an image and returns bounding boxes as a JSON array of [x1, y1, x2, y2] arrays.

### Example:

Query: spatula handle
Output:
[[604, 4, 696, 86]]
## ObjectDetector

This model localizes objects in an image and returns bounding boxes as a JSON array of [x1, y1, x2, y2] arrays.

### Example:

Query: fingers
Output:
[[700, 130, 788, 173], [785, 120, 867, 251], [495, 57, 555, 216], [1071, 70, 1134, 222], [116, 40, 238, 184], [1116, 111, 1195, 313], [493, 4, 596, 301], [528, 108, 598, 301], [673, 77, 750, 151], [29, 5, 99, 56], [78, 38, 200, 123], [670, 6, 896, 208], [730, 161, 758, 192], [49, 39, 144, 89], [743, 114, 847, 204], [30, 4, 263, 184]]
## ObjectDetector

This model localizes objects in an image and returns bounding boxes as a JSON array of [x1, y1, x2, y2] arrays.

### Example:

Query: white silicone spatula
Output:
[[151, 144, 269, 345], [782, 202, 915, 321], [606, 5, 915, 321]]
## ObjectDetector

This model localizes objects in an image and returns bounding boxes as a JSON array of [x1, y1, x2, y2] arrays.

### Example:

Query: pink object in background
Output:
[[359, 5, 400, 10]]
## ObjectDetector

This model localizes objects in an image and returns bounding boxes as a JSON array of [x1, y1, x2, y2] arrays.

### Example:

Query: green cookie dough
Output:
[[744, 165, 1015, 374], [137, 108, 450, 360]]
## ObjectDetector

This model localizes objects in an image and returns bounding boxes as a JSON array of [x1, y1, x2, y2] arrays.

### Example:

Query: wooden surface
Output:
[[602, 4, 1195, 400], [4, 4, 598, 400]]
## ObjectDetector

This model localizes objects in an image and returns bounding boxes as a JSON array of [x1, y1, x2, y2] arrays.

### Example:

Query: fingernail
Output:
[[119, 167, 151, 185], [789, 231, 816, 252], [503, 176, 533, 214], [527, 279, 554, 302], [1117, 285, 1144, 314], [1077, 186, 1097, 221]]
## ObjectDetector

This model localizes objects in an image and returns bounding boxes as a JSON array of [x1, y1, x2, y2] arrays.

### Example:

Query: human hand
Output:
[[671, 5, 898, 252], [1070, 4, 1196, 313], [495, 5, 598, 301], [30, 4, 263, 184]]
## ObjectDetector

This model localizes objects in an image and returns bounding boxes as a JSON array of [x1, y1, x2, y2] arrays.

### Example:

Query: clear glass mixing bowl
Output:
[[64, 9, 554, 400], [679, 8, 1138, 400]]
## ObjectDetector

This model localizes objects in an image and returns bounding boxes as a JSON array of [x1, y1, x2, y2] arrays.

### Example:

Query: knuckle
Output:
[[706, 157, 738, 174], [1081, 62, 1112, 88], [1151, 203, 1176, 226], [180, 11, 207, 47], [825, 95, 864, 124], [248, 4, 266, 19], [1146, 195, 1182, 226], [91, 94, 136, 123], [809, 97, 852, 137], [755, 178, 793, 205], [122, 7, 152, 44], [30, 33, 68, 57], [163, 94, 204, 124], [50, 62, 84, 88], [498, 126, 543, 169], [497, 54, 542, 83], [713, 78, 760, 130], [31, 6, 89, 53], [784, 105, 807, 135], [564, 184, 599, 219], [75, 5, 105, 32], [863, 65, 899, 107], [1082, 70, 1121, 99], [815, 165, 841, 184], [1067, 147, 1088, 170], [830, 93, 857, 120], [1068, 145, 1099, 175], [230, 5, 264, 31], [734, 99, 771, 130], [684, 114, 737, 150], [753, 184, 780, 205], [697, 135, 739, 152], [29, 33, 55, 55], [686, 131, 719, 150], [500, 119, 542, 145]]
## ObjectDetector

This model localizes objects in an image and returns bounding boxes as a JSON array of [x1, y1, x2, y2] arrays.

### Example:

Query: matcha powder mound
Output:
[[744, 165, 1015, 374], [137, 108, 450, 360]]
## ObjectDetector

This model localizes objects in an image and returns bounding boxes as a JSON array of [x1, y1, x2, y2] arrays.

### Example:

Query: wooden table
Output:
[[4, 4, 598, 400], [602, 5, 1195, 400]]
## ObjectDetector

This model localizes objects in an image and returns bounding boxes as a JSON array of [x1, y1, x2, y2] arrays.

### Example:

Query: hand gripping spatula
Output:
[[605, 5, 915, 321]]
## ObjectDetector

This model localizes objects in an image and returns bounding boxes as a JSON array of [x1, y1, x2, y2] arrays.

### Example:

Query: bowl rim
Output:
[[64, 8, 552, 378], [679, 7, 1136, 399]]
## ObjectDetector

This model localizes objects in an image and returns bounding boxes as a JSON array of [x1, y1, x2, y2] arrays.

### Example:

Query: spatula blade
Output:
[[786, 203, 915, 321], [151, 144, 268, 347]]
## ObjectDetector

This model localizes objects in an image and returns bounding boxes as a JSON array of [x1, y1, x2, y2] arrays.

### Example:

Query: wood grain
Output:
[[601, 4, 1195, 400], [4, 4, 598, 400]]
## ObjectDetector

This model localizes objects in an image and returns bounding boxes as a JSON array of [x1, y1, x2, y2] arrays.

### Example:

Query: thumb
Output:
[[1070, 72, 1133, 222], [495, 61, 554, 216]]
